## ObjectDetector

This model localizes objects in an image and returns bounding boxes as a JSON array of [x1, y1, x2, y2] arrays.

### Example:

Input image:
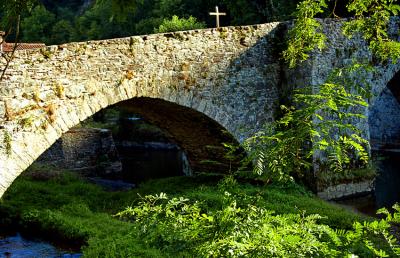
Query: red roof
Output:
[[1, 42, 46, 52]]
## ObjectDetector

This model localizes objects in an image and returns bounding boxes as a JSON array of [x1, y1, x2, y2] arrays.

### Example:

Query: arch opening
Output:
[[27, 97, 242, 187], [370, 71, 400, 149], [369, 70, 400, 209]]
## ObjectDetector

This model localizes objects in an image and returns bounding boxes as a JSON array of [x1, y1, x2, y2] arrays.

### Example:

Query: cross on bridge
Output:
[[209, 6, 226, 28]]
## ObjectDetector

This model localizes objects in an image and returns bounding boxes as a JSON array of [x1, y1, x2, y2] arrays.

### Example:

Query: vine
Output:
[[282, 0, 328, 68], [343, 0, 400, 62], [247, 0, 400, 181]]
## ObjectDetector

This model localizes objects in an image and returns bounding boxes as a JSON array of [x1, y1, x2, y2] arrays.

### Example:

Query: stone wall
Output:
[[38, 128, 122, 177], [301, 18, 400, 168], [317, 180, 374, 200], [369, 87, 400, 148], [0, 22, 284, 197]]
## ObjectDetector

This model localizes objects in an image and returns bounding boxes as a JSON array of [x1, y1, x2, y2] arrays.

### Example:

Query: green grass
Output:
[[0, 168, 378, 257]]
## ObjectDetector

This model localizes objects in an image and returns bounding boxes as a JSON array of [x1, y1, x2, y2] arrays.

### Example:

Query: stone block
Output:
[[0, 102, 4, 119]]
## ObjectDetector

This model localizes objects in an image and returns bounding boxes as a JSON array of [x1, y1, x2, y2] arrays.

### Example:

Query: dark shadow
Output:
[[35, 97, 243, 186], [370, 70, 400, 149], [369, 70, 400, 211], [116, 97, 242, 175]]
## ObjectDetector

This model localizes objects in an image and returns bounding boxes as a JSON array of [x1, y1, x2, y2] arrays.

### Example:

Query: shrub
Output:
[[155, 15, 206, 33], [117, 178, 400, 257]]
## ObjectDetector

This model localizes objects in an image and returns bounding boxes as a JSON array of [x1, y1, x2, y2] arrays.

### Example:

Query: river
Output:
[[0, 233, 81, 258], [335, 150, 400, 216]]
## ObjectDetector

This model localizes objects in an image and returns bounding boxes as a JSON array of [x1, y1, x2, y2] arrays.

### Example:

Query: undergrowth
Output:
[[0, 167, 398, 257]]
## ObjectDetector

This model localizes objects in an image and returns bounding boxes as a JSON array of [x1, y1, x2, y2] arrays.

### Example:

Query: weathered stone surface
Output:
[[38, 128, 122, 177], [370, 76, 400, 148], [317, 179, 374, 200]]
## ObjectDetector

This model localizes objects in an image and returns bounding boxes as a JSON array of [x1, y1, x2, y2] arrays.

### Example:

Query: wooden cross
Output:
[[209, 6, 226, 28]]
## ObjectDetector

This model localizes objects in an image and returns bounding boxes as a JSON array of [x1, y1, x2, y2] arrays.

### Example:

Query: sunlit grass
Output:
[[0, 167, 369, 256]]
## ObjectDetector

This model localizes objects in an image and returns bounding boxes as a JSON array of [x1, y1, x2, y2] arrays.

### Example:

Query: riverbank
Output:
[[0, 166, 399, 257]]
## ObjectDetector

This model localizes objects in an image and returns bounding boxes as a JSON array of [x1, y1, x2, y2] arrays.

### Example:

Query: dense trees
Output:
[[1, 0, 302, 44], [2, 0, 364, 45]]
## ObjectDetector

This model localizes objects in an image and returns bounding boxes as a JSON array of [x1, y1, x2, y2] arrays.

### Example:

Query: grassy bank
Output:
[[0, 166, 398, 257]]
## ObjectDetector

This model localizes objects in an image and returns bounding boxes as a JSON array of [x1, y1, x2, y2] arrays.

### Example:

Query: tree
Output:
[[0, 0, 40, 81], [73, 0, 136, 41], [21, 5, 56, 44], [245, 0, 400, 182], [50, 20, 74, 44]]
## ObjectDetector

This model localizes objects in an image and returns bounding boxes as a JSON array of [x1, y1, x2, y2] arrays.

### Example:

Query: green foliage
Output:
[[343, 0, 400, 63], [21, 5, 56, 44], [72, 1, 133, 42], [341, 206, 400, 257], [283, 0, 400, 68], [155, 15, 206, 33], [283, 0, 328, 68], [2, 0, 302, 45], [256, 0, 400, 183], [117, 193, 336, 257], [116, 177, 400, 257], [19, 115, 35, 128], [3, 130, 12, 156], [256, 0, 300, 22], [99, 0, 143, 22], [0, 0, 39, 30], [221, 0, 260, 25], [378, 203, 400, 223], [1, 171, 370, 256], [50, 20, 74, 44], [244, 63, 372, 181], [317, 166, 376, 188]]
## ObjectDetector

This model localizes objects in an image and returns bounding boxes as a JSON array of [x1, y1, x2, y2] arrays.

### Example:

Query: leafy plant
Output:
[[155, 15, 206, 33], [243, 63, 372, 181], [0, 170, 382, 257], [19, 115, 35, 129], [283, 0, 328, 68], [116, 177, 400, 257], [343, 0, 400, 63], [317, 166, 376, 188], [3, 130, 12, 156], [246, 0, 400, 182]]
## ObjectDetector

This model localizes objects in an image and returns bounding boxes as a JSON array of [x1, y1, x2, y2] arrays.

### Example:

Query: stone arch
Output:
[[370, 62, 400, 107], [369, 66, 400, 149], [0, 23, 283, 197], [0, 85, 240, 197]]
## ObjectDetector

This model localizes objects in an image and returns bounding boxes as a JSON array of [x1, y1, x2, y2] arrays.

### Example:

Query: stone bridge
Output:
[[0, 19, 400, 198]]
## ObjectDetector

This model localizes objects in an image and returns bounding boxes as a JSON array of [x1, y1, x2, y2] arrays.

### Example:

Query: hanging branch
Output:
[[0, 15, 21, 82], [330, 0, 340, 18], [0, 0, 40, 83]]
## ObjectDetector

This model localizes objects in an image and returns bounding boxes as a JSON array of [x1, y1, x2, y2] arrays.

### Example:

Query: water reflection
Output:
[[374, 150, 400, 209], [118, 142, 185, 182], [0, 233, 81, 258], [335, 150, 400, 216]]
